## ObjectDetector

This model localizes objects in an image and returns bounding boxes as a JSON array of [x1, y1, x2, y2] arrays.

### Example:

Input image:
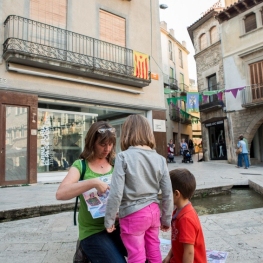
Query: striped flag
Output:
[[133, 51, 149, 80]]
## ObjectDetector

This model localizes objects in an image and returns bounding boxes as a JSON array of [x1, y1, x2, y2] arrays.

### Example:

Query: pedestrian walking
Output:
[[56, 121, 127, 263], [236, 135, 249, 169], [105, 114, 173, 263], [167, 139, 176, 163]]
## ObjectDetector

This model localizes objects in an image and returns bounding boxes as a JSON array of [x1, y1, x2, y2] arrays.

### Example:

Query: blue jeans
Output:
[[238, 153, 249, 168], [80, 224, 127, 263]]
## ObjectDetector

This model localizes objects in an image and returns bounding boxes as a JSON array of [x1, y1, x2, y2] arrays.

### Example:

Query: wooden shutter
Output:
[[249, 61, 263, 100], [30, 0, 67, 28], [210, 26, 218, 44], [200, 33, 207, 50], [100, 10, 126, 47], [244, 13, 257, 33]]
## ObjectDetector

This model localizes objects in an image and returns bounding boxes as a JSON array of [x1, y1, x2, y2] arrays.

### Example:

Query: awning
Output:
[[201, 116, 227, 124]]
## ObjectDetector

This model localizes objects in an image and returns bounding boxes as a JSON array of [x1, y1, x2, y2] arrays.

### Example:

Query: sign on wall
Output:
[[153, 119, 166, 132]]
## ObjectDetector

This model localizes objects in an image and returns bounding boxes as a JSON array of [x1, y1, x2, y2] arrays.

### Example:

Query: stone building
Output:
[[216, 0, 263, 164], [0, 0, 165, 185], [187, 5, 227, 162], [188, 0, 263, 165]]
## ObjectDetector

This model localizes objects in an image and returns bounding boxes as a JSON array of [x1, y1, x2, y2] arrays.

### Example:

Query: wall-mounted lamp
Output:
[[159, 4, 168, 9]]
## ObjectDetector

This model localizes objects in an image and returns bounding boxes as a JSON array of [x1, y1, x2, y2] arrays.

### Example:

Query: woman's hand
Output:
[[160, 225, 170, 232], [95, 179, 110, 195], [106, 225, 116, 233]]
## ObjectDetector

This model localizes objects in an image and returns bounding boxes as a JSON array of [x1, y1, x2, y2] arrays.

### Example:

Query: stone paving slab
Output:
[[0, 209, 263, 263]]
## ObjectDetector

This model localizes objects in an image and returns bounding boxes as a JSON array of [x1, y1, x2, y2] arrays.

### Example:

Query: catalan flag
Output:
[[133, 51, 149, 80]]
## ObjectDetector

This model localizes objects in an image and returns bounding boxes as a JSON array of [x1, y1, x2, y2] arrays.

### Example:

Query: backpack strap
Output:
[[73, 159, 87, 226]]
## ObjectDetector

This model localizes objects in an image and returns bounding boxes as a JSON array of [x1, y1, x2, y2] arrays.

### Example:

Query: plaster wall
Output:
[[0, 0, 165, 111]]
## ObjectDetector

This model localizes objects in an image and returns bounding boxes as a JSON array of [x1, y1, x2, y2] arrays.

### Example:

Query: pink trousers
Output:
[[119, 203, 161, 263]]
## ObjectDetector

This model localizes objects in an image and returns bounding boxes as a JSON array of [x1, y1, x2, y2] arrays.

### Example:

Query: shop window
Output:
[[179, 49, 183, 68], [244, 13, 257, 33], [210, 26, 218, 44], [199, 33, 207, 51]]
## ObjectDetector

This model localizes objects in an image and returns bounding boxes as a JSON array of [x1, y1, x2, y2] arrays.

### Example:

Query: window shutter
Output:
[[30, 0, 67, 28], [200, 34, 207, 50], [100, 10, 126, 47], [244, 13, 257, 33], [249, 61, 263, 100]]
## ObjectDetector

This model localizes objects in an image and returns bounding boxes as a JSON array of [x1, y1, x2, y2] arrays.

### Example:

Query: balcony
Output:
[[199, 87, 225, 113], [3, 15, 151, 88], [163, 74, 179, 90], [169, 108, 192, 125], [241, 84, 263, 107]]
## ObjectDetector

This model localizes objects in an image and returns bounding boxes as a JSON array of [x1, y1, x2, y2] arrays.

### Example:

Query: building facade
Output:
[[187, 6, 227, 162], [160, 21, 193, 155], [0, 0, 166, 185], [188, 0, 263, 165], [216, 0, 263, 164]]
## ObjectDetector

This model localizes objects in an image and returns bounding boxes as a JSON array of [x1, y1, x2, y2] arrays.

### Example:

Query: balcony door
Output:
[[208, 74, 218, 102], [0, 91, 38, 186]]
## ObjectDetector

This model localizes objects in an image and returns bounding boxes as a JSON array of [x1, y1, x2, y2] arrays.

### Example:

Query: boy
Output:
[[163, 168, 206, 263]]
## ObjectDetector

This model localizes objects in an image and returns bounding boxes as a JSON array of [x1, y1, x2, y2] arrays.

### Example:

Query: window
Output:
[[30, 0, 67, 49], [170, 67, 174, 78], [180, 73, 184, 90], [210, 26, 218, 44], [169, 40, 173, 60], [261, 9, 263, 25], [30, 0, 67, 28], [199, 33, 207, 51], [249, 60, 263, 100], [179, 49, 183, 68], [244, 13, 257, 33], [208, 74, 217, 102], [100, 10, 126, 47]]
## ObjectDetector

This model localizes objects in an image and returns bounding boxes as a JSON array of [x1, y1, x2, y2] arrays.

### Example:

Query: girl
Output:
[[105, 114, 173, 263]]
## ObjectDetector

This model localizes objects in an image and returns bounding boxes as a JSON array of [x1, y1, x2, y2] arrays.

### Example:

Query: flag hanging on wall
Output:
[[133, 51, 149, 80], [186, 92, 199, 112]]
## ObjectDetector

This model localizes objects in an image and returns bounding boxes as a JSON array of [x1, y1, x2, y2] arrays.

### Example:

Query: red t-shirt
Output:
[[170, 203, 206, 263]]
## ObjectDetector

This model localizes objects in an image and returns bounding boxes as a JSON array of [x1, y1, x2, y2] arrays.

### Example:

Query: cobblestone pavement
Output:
[[0, 155, 263, 263]]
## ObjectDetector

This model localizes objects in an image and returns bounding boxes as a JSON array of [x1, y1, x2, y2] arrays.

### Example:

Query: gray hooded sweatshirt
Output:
[[104, 146, 173, 228]]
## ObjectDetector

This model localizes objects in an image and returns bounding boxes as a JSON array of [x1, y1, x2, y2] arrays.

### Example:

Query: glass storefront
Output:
[[5, 106, 28, 180], [37, 102, 145, 173], [206, 120, 227, 160]]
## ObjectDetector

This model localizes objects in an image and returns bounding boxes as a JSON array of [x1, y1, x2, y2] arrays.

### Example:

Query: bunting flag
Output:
[[225, 87, 245, 98], [164, 88, 181, 94], [202, 95, 208, 103], [186, 92, 199, 112], [133, 51, 149, 80], [166, 96, 186, 105], [217, 91, 223, 101]]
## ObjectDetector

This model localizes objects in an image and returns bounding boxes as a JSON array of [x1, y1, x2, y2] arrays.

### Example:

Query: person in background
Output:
[[188, 138, 194, 155], [162, 168, 207, 263], [167, 139, 176, 163], [56, 121, 127, 263], [180, 138, 188, 156], [236, 135, 249, 169], [105, 114, 173, 263]]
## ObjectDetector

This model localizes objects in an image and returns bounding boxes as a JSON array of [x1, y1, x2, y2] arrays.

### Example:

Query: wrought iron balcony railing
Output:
[[179, 83, 189, 93], [163, 74, 179, 90], [199, 85, 225, 112], [3, 15, 151, 87], [241, 84, 263, 107], [169, 108, 192, 125]]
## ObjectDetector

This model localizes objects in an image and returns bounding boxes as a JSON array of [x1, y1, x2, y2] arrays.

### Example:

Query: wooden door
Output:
[[0, 91, 38, 185]]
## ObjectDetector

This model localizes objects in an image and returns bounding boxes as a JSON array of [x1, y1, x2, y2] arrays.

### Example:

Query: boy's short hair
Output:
[[170, 168, 196, 199]]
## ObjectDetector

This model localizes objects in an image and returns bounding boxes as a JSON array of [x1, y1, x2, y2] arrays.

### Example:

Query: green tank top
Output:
[[72, 159, 113, 241]]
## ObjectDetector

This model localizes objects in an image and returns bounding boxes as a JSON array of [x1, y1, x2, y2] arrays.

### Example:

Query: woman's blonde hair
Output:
[[120, 115, 156, 151], [79, 121, 116, 165]]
